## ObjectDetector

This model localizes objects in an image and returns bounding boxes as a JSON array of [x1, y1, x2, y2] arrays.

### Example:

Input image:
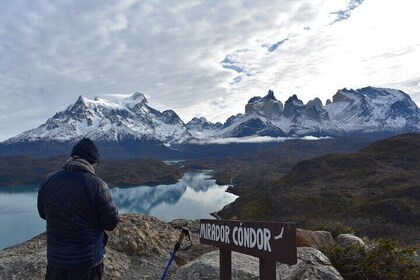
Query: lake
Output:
[[0, 171, 237, 250]]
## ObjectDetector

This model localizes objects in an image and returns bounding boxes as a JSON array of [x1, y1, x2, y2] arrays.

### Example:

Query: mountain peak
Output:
[[245, 90, 283, 119], [2, 90, 192, 144], [285, 94, 303, 105], [247, 90, 277, 104], [125, 92, 148, 103], [189, 116, 207, 123], [307, 98, 323, 109], [76, 95, 90, 103], [284, 94, 306, 119], [264, 89, 276, 101], [332, 88, 358, 103], [71, 95, 93, 112]]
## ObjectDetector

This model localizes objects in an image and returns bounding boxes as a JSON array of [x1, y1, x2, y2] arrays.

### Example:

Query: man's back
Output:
[[37, 138, 118, 279]]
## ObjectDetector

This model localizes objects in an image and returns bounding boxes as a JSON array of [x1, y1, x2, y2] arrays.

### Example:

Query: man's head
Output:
[[71, 138, 100, 164]]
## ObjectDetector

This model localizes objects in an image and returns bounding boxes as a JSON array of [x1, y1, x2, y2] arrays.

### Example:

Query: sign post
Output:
[[220, 249, 231, 280], [200, 219, 297, 279]]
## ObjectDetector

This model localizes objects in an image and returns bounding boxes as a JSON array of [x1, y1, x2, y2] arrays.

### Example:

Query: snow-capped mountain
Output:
[[1, 86, 419, 158], [214, 90, 342, 138], [4, 92, 192, 145], [211, 87, 420, 139], [325, 87, 420, 133], [185, 117, 222, 139]]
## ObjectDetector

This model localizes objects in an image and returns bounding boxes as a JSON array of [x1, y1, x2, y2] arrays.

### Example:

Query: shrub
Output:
[[316, 221, 355, 238], [324, 239, 419, 280]]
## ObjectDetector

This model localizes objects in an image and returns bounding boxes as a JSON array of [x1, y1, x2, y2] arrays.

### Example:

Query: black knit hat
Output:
[[71, 138, 100, 164]]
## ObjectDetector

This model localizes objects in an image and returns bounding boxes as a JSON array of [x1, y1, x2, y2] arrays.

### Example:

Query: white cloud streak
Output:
[[0, 0, 419, 140], [190, 136, 331, 145]]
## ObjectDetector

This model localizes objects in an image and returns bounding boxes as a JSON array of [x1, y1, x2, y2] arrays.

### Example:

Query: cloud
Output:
[[262, 38, 289, 53], [0, 0, 419, 140], [221, 56, 246, 74], [330, 0, 365, 24], [211, 0, 420, 107], [191, 136, 331, 145]]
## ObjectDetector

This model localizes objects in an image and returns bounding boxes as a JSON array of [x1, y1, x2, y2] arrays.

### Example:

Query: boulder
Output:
[[170, 250, 259, 280], [278, 247, 343, 280], [296, 228, 335, 250], [108, 214, 179, 257], [169, 219, 200, 233], [171, 247, 343, 280], [335, 234, 367, 249]]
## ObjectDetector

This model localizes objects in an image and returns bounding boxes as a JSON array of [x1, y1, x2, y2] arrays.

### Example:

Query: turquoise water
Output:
[[0, 171, 237, 250], [0, 185, 45, 250]]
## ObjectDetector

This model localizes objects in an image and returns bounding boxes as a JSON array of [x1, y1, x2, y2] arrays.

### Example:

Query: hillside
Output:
[[0, 157, 182, 187], [218, 133, 420, 243], [191, 136, 372, 195]]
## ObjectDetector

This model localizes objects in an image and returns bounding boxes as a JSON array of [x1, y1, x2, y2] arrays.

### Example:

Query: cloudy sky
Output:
[[1, 0, 420, 140]]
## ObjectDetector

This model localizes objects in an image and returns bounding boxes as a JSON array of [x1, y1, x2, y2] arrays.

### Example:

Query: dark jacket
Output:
[[37, 159, 119, 269]]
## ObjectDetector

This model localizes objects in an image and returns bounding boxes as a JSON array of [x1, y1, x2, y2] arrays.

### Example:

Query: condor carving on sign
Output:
[[200, 219, 297, 265]]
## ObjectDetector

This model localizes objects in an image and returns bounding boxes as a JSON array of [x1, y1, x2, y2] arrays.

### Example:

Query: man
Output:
[[38, 138, 119, 280]]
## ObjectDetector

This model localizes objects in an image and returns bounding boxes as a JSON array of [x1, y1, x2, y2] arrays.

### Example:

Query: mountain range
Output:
[[1, 86, 419, 158]]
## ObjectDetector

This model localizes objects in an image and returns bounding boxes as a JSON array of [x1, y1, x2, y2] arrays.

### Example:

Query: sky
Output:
[[1, 0, 420, 141]]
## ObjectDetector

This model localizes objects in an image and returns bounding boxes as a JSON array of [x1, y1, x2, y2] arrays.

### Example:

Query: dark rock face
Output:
[[389, 98, 420, 129], [186, 117, 222, 131], [284, 95, 330, 123], [332, 89, 357, 103], [222, 114, 243, 129], [160, 110, 184, 125], [245, 90, 284, 120], [232, 118, 266, 137], [304, 106, 327, 122], [307, 98, 323, 109], [284, 95, 305, 118], [230, 118, 286, 137]]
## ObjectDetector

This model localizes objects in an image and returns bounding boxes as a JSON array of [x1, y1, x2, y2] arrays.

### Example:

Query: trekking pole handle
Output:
[[174, 227, 189, 252]]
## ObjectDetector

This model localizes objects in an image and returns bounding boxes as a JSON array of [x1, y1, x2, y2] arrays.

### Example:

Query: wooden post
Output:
[[259, 258, 277, 280], [220, 249, 232, 280]]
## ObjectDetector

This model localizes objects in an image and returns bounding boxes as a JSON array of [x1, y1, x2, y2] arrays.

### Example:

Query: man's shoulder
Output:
[[42, 170, 62, 184], [85, 173, 109, 190]]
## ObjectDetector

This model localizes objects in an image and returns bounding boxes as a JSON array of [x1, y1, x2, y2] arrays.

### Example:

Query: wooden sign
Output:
[[200, 219, 297, 265]]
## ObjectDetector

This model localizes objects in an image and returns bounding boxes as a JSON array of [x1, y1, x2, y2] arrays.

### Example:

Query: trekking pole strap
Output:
[[179, 227, 192, 251]]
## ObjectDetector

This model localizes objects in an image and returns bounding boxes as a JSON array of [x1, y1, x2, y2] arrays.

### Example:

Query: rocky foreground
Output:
[[0, 214, 368, 279]]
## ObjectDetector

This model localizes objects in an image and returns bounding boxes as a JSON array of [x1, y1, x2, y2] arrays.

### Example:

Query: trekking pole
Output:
[[161, 227, 192, 280]]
